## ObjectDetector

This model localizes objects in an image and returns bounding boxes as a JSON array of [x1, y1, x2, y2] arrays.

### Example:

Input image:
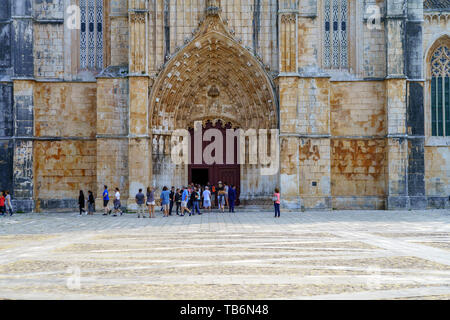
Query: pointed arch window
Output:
[[323, 0, 348, 69], [431, 44, 450, 136], [80, 0, 103, 70]]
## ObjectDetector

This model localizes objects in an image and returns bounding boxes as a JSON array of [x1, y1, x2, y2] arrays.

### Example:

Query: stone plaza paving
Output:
[[0, 209, 449, 300]]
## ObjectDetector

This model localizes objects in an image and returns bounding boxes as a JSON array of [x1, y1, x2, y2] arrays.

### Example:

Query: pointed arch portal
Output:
[[149, 11, 279, 202]]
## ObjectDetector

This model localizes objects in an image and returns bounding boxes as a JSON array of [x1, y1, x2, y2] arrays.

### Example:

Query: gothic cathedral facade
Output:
[[0, 1, 449, 211]]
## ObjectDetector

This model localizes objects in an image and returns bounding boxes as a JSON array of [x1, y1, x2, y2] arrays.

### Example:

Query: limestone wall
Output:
[[331, 81, 386, 136], [32, 81, 97, 210], [34, 140, 97, 210], [34, 82, 97, 137], [331, 139, 386, 209], [34, 23, 64, 79]]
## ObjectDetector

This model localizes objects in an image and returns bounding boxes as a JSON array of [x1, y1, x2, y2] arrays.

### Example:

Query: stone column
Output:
[[12, 0, 35, 212], [278, 2, 301, 209], [406, 0, 426, 209], [0, 1, 14, 208], [127, 0, 151, 210], [385, 0, 409, 209]]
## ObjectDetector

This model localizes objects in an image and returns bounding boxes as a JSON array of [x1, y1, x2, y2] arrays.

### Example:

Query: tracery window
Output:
[[431, 44, 450, 136], [80, 0, 103, 70], [323, 0, 348, 69]]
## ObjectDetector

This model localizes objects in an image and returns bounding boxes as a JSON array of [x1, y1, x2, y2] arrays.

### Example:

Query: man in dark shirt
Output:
[[169, 186, 175, 216], [174, 188, 182, 215], [136, 189, 146, 218], [228, 185, 237, 213]]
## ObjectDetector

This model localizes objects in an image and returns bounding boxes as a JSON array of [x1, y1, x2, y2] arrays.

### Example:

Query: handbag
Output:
[[272, 195, 278, 202]]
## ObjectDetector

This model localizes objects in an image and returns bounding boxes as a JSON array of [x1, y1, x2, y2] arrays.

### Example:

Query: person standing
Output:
[[211, 184, 216, 209], [189, 188, 198, 216], [136, 189, 146, 218], [203, 186, 211, 212], [113, 188, 123, 216], [193, 187, 202, 215], [224, 182, 229, 209], [87, 191, 95, 215], [187, 185, 193, 211], [169, 186, 175, 216], [217, 182, 226, 213], [175, 188, 182, 215], [78, 190, 86, 215], [5, 191, 13, 216], [180, 187, 191, 216], [102, 185, 110, 216], [160, 186, 170, 217], [147, 187, 156, 218], [228, 185, 236, 213], [0, 191, 5, 216], [273, 188, 281, 218]]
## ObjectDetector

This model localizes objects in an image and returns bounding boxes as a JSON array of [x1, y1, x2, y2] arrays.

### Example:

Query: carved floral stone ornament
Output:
[[207, 85, 220, 98]]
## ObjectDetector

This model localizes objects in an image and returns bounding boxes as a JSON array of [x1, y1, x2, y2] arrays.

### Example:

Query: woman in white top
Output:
[[113, 188, 123, 216]]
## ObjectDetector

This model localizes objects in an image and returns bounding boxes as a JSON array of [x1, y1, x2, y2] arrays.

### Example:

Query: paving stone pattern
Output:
[[0, 209, 449, 300]]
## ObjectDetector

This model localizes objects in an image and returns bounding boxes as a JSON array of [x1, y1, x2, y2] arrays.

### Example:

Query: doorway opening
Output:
[[191, 168, 209, 186]]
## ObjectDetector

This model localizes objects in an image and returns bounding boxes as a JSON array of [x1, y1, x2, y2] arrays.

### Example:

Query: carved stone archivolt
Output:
[[149, 11, 278, 133]]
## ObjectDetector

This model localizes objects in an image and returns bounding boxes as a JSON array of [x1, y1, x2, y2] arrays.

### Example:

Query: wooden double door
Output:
[[188, 120, 240, 204]]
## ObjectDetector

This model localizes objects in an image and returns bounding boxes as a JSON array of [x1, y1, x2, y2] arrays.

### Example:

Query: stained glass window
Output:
[[323, 0, 348, 69], [431, 44, 450, 136], [80, 0, 103, 70]]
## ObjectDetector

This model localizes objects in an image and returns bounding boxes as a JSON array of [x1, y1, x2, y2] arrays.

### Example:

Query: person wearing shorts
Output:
[[160, 186, 171, 217], [180, 187, 191, 216], [217, 182, 226, 213], [102, 185, 110, 215], [147, 187, 156, 218]]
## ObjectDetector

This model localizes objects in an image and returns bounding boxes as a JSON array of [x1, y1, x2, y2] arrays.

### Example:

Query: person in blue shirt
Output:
[[228, 185, 237, 213], [160, 186, 171, 217], [102, 185, 110, 216], [180, 187, 191, 216]]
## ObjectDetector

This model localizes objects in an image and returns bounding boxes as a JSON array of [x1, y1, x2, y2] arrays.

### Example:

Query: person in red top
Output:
[[273, 188, 281, 218], [0, 191, 6, 216]]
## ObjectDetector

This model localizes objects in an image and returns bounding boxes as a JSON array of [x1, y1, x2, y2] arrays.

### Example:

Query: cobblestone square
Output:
[[0, 209, 449, 300]]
